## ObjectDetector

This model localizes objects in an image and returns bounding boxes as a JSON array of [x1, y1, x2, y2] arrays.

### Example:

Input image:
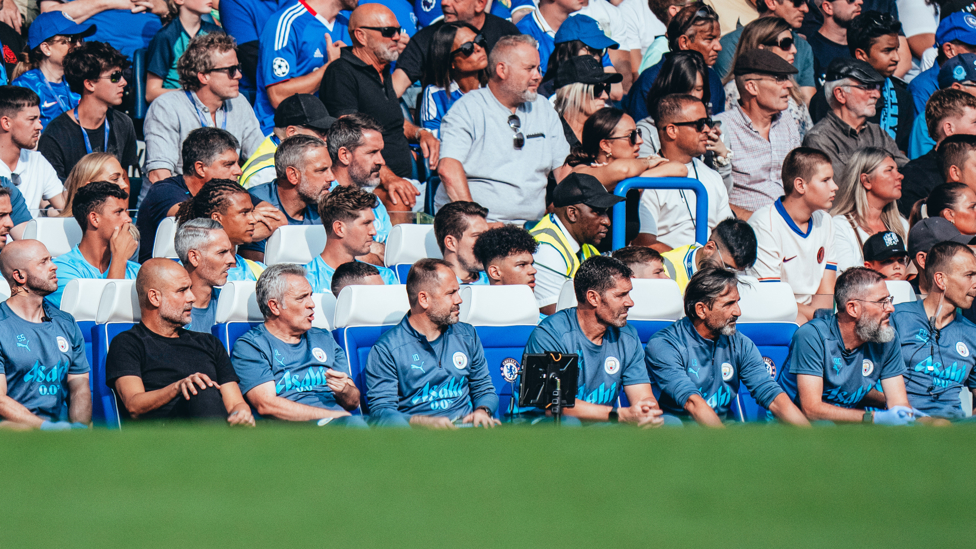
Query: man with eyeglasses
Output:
[[633, 93, 732, 252], [143, 33, 264, 188], [806, 0, 863, 89], [321, 3, 438, 213], [438, 34, 571, 226], [780, 266, 916, 425], [715, 49, 802, 220], [714, 0, 816, 104], [37, 41, 138, 183], [803, 58, 907, 178]]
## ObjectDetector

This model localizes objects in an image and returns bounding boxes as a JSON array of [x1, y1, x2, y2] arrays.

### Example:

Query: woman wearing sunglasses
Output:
[[553, 56, 621, 149], [831, 147, 911, 273], [419, 22, 488, 138], [722, 17, 813, 137]]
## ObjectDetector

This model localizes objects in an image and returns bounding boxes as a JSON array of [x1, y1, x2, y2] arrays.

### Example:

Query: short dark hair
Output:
[[648, 0, 690, 25], [667, 3, 719, 52], [63, 41, 130, 96], [318, 184, 377, 235], [182, 127, 239, 178], [473, 225, 538, 270], [847, 11, 902, 57], [175, 179, 248, 225], [711, 218, 758, 270], [406, 257, 452, 307], [275, 134, 327, 181], [331, 261, 380, 296], [924, 241, 975, 288], [611, 246, 663, 269], [909, 182, 970, 228], [72, 180, 129, 231], [433, 201, 488, 254], [426, 22, 487, 89], [926, 88, 976, 142], [940, 133, 976, 180], [782, 147, 832, 195], [326, 112, 383, 163], [654, 93, 704, 127], [683, 266, 739, 319], [0, 86, 39, 119], [573, 255, 632, 302], [834, 266, 887, 310]]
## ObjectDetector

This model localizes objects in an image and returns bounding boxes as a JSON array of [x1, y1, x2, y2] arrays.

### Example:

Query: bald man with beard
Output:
[[0, 240, 91, 430], [106, 259, 254, 425]]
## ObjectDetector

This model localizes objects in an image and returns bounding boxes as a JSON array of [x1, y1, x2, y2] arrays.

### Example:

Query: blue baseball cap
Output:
[[28, 12, 96, 51], [554, 15, 619, 50], [939, 53, 976, 88], [936, 11, 976, 46]]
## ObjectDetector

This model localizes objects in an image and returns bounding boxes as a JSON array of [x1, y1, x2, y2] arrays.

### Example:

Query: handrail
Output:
[[611, 177, 709, 250]]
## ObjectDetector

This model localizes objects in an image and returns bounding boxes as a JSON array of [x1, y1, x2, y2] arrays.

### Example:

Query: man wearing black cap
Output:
[[803, 57, 907, 178], [862, 230, 910, 281], [715, 48, 802, 220], [240, 94, 336, 190], [907, 216, 976, 295], [529, 172, 622, 315], [550, 55, 622, 146]]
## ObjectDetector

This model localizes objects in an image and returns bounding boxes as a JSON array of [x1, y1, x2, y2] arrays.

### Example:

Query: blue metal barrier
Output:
[[611, 177, 709, 251]]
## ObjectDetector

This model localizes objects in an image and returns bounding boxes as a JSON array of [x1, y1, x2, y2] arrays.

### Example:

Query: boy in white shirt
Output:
[[748, 147, 839, 324], [0, 86, 64, 214]]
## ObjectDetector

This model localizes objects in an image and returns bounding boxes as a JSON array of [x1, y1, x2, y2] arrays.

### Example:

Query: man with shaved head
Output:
[[0, 240, 91, 430], [320, 3, 438, 212], [105, 259, 255, 425]]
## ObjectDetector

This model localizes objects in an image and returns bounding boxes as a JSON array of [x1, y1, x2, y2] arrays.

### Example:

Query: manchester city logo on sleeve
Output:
[[957, 342, 970, 358], [57, 336, 69, 353], [862, 359, 874, 376], [762, 357, 776, 379], [272, 57, 290, 77], [453, 351, 468, 369], [604, 356, 620, 375], [501, 358, 520, 382], [721, 362, 734, 381], [312, 347, 328, 362]]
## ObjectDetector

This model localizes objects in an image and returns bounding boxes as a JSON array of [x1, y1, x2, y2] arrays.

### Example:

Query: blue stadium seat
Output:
[[458, 284, 539, 418], [91, 280, 140, 428], [384, 224, 440, 283], [555, 278, 684, 344], [152, 217, 179, 260], [60, 279, 119, 381], [264, 225, 327, 265], [23, 217, 82, 258], [424, 176, 440, 215], [132, 48, 149, 121], [212, 281, 262, 354], [332, 284, 409, 414]]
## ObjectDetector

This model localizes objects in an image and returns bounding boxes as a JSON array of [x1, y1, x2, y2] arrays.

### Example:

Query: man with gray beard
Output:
[[781, 267, 915, 425], [646, 267, 809, 427], [438, 34, 572, 225]]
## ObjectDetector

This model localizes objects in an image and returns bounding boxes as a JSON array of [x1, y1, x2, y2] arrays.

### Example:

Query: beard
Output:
[[296, 174, 322, 204], [429, 304, 460, 327], [835, 12, 856, 29], [26, 272, 58, 296], [855, 314, 895, 343], [707, 315, 738, 337], [596, 306, 628, 328], [518, 89, 538, 103], [162, 305, 192, 327], [348, 161, 381, 188]]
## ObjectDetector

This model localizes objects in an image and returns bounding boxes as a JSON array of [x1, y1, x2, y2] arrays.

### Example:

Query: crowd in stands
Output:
[[1, 0, 976, 431]]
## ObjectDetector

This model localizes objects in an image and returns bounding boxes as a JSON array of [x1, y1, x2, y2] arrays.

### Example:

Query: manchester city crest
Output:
[[312, 347, 327, 362], [453, 351, 468, 369]]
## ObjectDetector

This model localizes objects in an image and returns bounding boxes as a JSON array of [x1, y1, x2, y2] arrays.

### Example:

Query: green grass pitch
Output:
[[1, 423, 973, 548]]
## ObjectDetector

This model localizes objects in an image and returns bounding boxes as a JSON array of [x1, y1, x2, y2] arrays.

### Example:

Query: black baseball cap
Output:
[[554, 55, 623, 90], [274, 94, 336, 131], [552, 173, 625, 209], [824, 58, 885, 85], [732, 48, 799, 77], [863, 231, 908, 262], [907, 217, 976, 258]]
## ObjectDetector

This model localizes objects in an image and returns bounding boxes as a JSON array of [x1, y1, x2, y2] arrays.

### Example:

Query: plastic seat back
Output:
[[264, 225, 327, 265], [557, 279, 683, 343], [23, 217, 82, 258], [152, 217, 178, 259], [61, 279, 120, 373], [384, 224, 441, 282], [887, 280, 916, 305], [213, 281, 262, 353], [91, 280, 140, 428]]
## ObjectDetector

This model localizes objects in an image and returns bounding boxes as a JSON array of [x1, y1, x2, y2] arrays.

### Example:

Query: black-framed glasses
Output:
[[852, 296, 895, 308], [763, 36, 794, 51], [508, 114, 524, 150], [592, 82, 611, 97], [671, 117, 714, 132], [100, 70, 123, 83], [208, 64, 242, 78], [787, 0, 806, 7], [606, 128, 642, 146], [451, 34, 487, 57], [361, 26, 401, 38], [850, 83, 882, 92]]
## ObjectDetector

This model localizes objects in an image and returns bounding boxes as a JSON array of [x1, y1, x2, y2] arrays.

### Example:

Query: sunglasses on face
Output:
[[788, 0, 806, 7], [591, 82, 611, 97], [100, 70, 123, 83], [764, 36, 795, 51], [747, 74, 791, 84], [361, 26, 401, 38], [508, 114, 524, 150], [49, 35, 83, 46], [607, 128, 642, 146], [671, 117, 714, 132], [208, 64, 243, 78], [850, 83, 882, 92], [451, 34, 487, 57]]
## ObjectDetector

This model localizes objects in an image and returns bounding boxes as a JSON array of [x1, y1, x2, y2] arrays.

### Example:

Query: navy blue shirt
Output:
[[806, 31, 851, 89], [892, 300, 976, 419], [136, 175, 189, 263], [239, 179, 321, 255], [623, 56, 726, 122], [645, 317, 784, 418]]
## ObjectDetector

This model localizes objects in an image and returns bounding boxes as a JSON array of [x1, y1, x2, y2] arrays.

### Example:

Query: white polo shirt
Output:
[[638, 158, 733, 248], [748, 199, 838, 305], [0, 148, 63, 214], [578, 0, 639, 51]]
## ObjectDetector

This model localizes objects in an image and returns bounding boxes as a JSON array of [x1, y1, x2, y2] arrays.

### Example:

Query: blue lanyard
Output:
[[75, 106, 109, 154], [41, 74, 69, 112], [185, 91, 227, 129]]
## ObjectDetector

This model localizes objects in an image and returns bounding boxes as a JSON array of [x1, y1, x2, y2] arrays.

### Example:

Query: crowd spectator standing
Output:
[[805, 0, 863, 88], [143, 0, 222, 102]]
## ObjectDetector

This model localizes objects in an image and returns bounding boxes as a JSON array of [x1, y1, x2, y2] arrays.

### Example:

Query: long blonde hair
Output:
[[831, 147, 908, 242], [60, 153, 126, 218]]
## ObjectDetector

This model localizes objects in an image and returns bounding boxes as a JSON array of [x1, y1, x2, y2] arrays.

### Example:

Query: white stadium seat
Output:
[[886, 280, 916, 305], [555, 278, 684, 321], [264, 225, 327, 265], [312, 292, 337, 330], [459, 285, 539, 326], [61, 279, 121, 322], [333, 284, 409, 328], [96, 280, 140, 324], [0, 278, 10, 302], [555, 280, 576, 312], [152, 217, 178, 259], [384, 224, 441, 266], [23, 217, 82, 257], [215, 281, 262, 323], [737, 277, 799, 323]]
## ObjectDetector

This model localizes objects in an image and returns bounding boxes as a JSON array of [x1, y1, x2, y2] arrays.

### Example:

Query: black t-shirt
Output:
[[806, 32, 851, 89], [321, 47, 413, 178], [136, 175, 190, 262], [0, 22, 24, 77], [799, 0, 901, 40], [105, 322, 239, 420], [38, 107, 139, 181], [396, 13, 521, 84], [898, 147, 943, 217]]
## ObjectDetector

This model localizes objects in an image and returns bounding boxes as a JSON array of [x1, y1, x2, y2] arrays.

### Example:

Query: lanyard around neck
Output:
[[41, 73, 69, 112], [75, 106, 109, 154], [185, 91, 227, 129]]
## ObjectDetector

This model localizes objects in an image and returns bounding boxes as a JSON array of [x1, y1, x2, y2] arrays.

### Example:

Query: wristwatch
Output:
[[862, 410, 873, 423], [608, 409, 619, 423]]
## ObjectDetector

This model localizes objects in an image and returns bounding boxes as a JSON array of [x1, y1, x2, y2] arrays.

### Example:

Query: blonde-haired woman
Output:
[[831, 147, 909, 273], [60, 153, 129, 217], [553, 56, 621, 149]]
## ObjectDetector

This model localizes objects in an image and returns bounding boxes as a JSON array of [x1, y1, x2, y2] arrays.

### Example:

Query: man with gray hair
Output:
[[437, 33, 571, 225], [802, 58, 907, 176], [231, 263, 367, 427], [176, 219, 238, 334], [780, 266, 915, 425]]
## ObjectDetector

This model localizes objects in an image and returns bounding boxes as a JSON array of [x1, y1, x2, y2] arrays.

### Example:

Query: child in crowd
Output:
[[862, 231, 910, 281], [145, 0, 223, 102], [612, 246, 668, 279]]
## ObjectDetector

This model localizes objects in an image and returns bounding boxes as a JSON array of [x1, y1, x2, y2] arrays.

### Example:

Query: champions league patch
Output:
[[604, 356, 620, 375], [453, 351, 468, 369], [957, 342, 970, 358], [57, 336, 69, 353], [762, 357, 776, 379], [422, 0, 435, 12], [312, 347, 327, 362], [501, 358, 520, 382], [721, 362, 734, 381], [862, 359, 874, 377], [272, 57, 290, 77]]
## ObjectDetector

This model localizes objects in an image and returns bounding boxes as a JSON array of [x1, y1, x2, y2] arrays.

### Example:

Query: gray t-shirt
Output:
[[438, 88, 570, 225]]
